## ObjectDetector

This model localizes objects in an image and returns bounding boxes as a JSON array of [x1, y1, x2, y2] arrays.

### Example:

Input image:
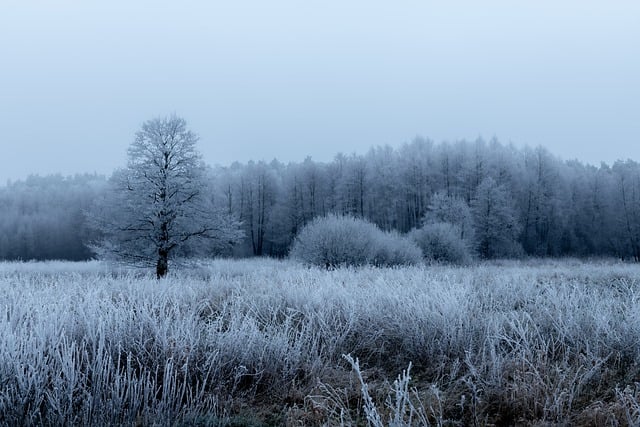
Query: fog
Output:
[[1, 1, 639, 184]]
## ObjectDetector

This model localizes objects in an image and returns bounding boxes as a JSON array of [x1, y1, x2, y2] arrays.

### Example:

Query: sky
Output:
[[1, 1, 639, 184]]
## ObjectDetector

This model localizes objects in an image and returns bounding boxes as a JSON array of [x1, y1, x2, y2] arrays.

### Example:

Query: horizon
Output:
[[1, 135, 635, 186]]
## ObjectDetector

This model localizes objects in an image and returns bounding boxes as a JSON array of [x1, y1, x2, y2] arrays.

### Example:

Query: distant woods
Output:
[[2, 138, 640, 262], [0, 174, 104, 261]]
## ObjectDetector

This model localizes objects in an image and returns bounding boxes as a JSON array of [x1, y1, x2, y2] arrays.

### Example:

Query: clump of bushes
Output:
[[289, 214, 422, 268], [410, 222, 473, 265], [371, 231, 423, 267]]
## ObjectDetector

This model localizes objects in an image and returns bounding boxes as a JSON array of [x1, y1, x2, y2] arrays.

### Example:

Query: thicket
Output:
[[1, 259, 640, 425], [289, 214, 422, 267], [371, 230, 424, 267], [410, 222, 472, 265]]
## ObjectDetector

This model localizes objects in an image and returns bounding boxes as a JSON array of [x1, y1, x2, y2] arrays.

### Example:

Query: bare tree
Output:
[[88, 115, 243, 277], [612, 160, 640, 261], [471, 177, 522, 259]]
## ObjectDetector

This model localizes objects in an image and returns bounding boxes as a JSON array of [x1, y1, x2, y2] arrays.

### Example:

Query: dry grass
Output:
[[0, 258, 639, 425]]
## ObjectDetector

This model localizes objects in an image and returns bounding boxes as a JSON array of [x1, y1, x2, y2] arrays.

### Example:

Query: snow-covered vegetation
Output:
[[290, 214, 421, 267], [87, 116, 244, 278], [1, 258, 640, 425], [409, 222, 472, 265], [3, 138, 640, 263]]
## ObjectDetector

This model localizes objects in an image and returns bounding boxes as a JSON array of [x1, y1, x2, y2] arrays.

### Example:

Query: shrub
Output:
[[410, 222, 472, 265], [371, 231, 423, 267], [289, 215, 378, 267], [290, 214, 422, 268], [423, 191, 475, 244]]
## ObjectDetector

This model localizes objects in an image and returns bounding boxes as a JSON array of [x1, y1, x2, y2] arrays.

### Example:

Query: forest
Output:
[[1, 137, 639, 262]]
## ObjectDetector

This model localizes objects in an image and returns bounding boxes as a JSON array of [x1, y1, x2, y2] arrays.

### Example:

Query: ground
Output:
[[0, 258, 639, 426]]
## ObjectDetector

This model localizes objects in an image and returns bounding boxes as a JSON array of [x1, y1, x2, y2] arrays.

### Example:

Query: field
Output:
[[1, 259, 640, 426]]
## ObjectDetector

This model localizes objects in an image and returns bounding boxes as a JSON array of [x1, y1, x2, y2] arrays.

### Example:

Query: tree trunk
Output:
[[156, 249, 168, 279]]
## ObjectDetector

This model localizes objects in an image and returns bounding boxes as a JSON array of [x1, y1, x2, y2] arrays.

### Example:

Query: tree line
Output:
[[211, 138, 640, 261], [2, 133, 640, 262]]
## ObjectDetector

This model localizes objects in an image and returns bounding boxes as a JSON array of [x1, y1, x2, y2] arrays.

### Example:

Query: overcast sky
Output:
[[1, 1, 639, 184]]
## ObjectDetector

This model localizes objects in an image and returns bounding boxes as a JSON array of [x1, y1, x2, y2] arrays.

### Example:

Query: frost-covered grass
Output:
[[1, 258, 640, 425]]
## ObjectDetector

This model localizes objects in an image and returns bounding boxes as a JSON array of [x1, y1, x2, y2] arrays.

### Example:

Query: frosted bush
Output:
[[371, 231, 423, 267], [411, 222, 472, 265], [289, 214, 378, 267], [290, 214, 421, 267]]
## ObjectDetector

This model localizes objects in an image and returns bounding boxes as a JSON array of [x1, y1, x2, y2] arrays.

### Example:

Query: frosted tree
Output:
[[298, 156, 325, 220], [471, 177, 522, 258], [611, 160, 640, 261], [366, 146, 402, 231], [398, 138, 435, 230], [423, 191, 474, 243], [519, 146, 567, 255], [336, 153, 368, 218], [88, 115, 243, 277], [238, 161, 279, 256]]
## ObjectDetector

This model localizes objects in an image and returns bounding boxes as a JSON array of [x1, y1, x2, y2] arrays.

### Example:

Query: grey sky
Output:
[[1, 1, 639, 184]]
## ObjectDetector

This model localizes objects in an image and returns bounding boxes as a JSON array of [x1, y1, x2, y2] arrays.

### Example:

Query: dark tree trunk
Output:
[[156, 249, 168, 279]]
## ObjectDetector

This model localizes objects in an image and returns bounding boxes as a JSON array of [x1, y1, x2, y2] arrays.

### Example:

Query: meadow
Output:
[[1, 259, 640, 426]]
